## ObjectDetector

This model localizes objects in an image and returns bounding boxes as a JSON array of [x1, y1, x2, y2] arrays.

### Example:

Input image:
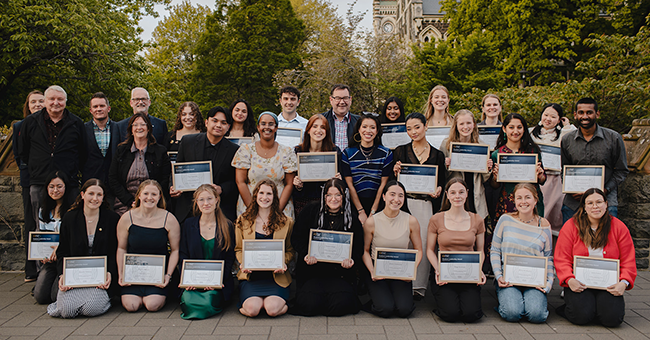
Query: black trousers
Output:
[[366, 276, 414, 318], [294, 277, 360, 316], [22, 186, 37, 278], [563, 287, 625, 327], [430, 282, 484, 323], [33, 262, 58, 304]]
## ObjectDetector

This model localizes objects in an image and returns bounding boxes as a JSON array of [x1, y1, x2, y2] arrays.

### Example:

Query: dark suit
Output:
[[116, 114, 168, 145], [82, 120, 120, 185], [322, 109, 360, 149]]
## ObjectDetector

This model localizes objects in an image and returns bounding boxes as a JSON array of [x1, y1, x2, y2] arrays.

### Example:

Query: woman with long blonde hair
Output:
[[423, 85, 453, 126]]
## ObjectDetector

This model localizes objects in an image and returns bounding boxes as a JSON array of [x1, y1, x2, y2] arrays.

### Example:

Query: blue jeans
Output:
[[495, 283, 548, 323], [562, 205, 618, 224]]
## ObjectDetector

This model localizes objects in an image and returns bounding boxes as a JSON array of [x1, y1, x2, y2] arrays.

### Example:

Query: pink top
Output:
[[428, 212, 485, 251]]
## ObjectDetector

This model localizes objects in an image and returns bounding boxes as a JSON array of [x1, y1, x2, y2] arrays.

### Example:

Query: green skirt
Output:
[[180, 289, 223, 320]]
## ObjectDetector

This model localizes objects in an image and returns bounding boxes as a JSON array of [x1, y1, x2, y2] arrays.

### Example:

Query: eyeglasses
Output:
[[586, 200, 606, 207], [131, 97, 149, 102], [331, 96, 351, 102], [132, 123, 147, 128]]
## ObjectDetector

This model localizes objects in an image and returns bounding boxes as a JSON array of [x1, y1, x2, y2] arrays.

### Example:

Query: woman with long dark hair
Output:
[[379, 96, 406, 124], [226, 99, 257, 137], [164, 101, 206, 151]]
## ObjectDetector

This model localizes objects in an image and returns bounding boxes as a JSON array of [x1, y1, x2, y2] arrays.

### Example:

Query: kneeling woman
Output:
[[178, 184, 235, 319], [48, 179, 119, 318], [555, 188, 636, 327], [235, 179, 294, 317], [362, 180, 422, 318], [291, 178, 363, 316]]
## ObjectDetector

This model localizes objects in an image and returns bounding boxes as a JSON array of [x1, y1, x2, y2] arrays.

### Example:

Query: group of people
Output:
[[11, 83, 635, 327]]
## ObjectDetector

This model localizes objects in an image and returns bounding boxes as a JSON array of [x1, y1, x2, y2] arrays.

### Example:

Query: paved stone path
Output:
[[1, 271, 650, 339]]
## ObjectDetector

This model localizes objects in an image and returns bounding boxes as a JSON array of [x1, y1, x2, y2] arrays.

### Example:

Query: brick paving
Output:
[[1, 271, 650, 340]]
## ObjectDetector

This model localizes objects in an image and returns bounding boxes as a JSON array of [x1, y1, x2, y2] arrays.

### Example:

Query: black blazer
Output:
[[12, 120, 29, 187], [82, 120, 120, 185], [116, 114, 169, 145], [322, 109, 360, 148]]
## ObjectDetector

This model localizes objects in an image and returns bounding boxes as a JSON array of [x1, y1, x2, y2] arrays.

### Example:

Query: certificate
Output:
[[449, 143, 490, 173], [374, 248, 418, 280], [62, 256, 107, 288], [574, 256, 620, 290], [397, 164, 438, 194], [297, 152, 337, 182], [562, 165, 605, 193], [179, 260, 224, 289], [226, 136, 254, 146], [172, 161, 213, 192], [425, 126, 451, 150], [503, 253, 547, 288], [275, 127, 303, 148], [167, 151, 178, 164], [438, 251, 482, 283], [242, 239, 285, 271], [308, 230, 353, 264], [381, 123, 410, 149], [497, 154, 538, 183], [478, 125, 501, 150], [28, 232, 59, 260], [538, 143, 561, 171], [123, 254, 166, 285]]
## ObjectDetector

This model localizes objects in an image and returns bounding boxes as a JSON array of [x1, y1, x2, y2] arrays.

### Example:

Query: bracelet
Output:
[[370, 210, 376, 215], [165, 273, 172, 278], [358, 208, 365, 213]]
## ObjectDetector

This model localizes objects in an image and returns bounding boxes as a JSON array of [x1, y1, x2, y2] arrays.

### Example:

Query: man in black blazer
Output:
[[170, 106, 239, 223], [116, 87, 168, 143], [321, 84, 359, 150], [82, 92, 119, 187]]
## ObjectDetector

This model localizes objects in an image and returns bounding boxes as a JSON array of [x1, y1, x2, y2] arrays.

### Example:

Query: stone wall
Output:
[[618, 172, 650, 269], [0, 175, 24, 271]]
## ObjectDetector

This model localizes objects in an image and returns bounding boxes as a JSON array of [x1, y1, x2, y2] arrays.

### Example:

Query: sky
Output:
[[139, 0, 374, 43]]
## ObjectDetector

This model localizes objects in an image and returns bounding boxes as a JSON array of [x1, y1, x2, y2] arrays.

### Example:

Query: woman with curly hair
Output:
[[164, 101, 206, 151]]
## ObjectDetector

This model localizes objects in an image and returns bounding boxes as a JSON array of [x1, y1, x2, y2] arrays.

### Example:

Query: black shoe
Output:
[[24, 276, 37, 283]]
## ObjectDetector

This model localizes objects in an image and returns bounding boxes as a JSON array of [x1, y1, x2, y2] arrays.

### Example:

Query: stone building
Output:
[[373, 0, 449, 43]]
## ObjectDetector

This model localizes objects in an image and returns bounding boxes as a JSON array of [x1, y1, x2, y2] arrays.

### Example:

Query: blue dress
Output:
[[238, 232, 290, 305]]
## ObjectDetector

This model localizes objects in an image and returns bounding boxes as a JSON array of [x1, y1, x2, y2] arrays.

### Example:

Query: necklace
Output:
[[517, 214, 537, 224], [360, 145, 374, 164], [413, 143, 429, 162], [258, 142, 276, 158], [257, 216, 269, 230]]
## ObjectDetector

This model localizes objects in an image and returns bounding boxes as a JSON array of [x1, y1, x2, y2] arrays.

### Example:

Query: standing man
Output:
[[117, 87, 168, 143], [277, 86, 308, 132], [561, 97, 628, 221], [322, 84, 359, 150], [82, 92, 119, 186]]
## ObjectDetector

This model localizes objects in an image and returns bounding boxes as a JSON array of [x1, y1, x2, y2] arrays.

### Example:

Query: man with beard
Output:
[[116, 87, 168, 143], [322, 84, 359, 151], [560, 98, 628, 221]]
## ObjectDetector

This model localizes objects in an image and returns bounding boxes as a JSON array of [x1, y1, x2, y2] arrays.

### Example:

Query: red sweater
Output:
[[554, 217, 637, 289]]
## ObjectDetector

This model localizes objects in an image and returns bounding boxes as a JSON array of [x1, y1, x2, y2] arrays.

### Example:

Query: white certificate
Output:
[[438, 251, 482, 283], [275, 127, 303, 148], [297, 152, 337, 182], [397, 164, 438, 194], [242, 239, 285, 271], [374, 248, 418, 280], [574, 256, 620, 290], [425, 126, 451, 150], [503, 253, 547, 288], [63, 256, 107, 288], [226, 136, 254, 146], [172, 161, 213, 192], [167, 151, 178, 164], [478, 125, 501, 150], [381, 123, 410, 149], [497, 154, 538, 183], [449, 143, 490, 173], [179, 260, 224, 289], [538, 143, 561, 171], [28, 232, 59, 260], [562, 165, 605, 193], [123, 254, 166, 285], [308, 230, 353, 264]]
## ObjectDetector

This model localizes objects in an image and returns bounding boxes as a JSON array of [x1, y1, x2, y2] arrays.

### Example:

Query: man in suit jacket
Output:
[[170, 106, 239, 223], [321, 84, 359, 150], [116, 87, 168, 143], [82, 92, 119, 187]]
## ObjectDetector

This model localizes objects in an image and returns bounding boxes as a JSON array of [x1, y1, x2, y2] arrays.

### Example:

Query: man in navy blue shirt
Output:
[[116, 87, 168, 144]]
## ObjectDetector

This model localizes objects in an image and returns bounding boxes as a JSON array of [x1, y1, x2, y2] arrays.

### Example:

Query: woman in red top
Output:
[[554, 188, 636, 327]]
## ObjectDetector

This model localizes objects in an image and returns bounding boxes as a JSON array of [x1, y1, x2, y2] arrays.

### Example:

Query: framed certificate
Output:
[[449, 143, 490, 173], [425, 126, 451, 150], [226, 136, 254, 146], [62, 256, 107, 288], [538, 143, 561, 171], [28, 232, 59, 260], [297, 152, 337, 182], [167, 151, 178, 164], [179, 260, 224, 289], [123, 254, 166, 285], [242, 239, 285, 271], [275, 127, 303, 148], [438, 251, 482, 283], [497, 154, 538, 183], [503, 253, 548, 288], [374, 248, 418, 280], [172, 161, 213, 192], [308, 229, 353, 264], [574, 256, 620, 290], [397, 164, 438, 194], [478, 125, 501, 150], [562, 165, 605, 193], [381, 123, 410, 149]]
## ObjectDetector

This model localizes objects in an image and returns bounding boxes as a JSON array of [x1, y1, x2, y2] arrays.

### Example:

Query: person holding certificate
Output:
[[362, 181, 423, 318], [490, 183, 554, 323], [226, 99, 257, 138], [478, 94, 503, 126], [178, 184, 235, 320], [379, 96, 405, 124], [554, 188, 636, 327], [163, 102, 206, 152], [47, 179, 119, 318], [235, 179, 294, 317], [423, 85, 452, 126], [427, 178, 486, 323], [116, 180, 181, 312], [393, 112, 446, 299]]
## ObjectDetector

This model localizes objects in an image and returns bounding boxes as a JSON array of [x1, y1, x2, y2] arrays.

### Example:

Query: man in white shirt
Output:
[[277, 86, 308, 132]]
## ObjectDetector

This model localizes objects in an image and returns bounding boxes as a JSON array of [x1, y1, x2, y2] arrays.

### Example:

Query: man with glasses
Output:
[[116, 87, 168, 143], [322, 84, 359, 150]]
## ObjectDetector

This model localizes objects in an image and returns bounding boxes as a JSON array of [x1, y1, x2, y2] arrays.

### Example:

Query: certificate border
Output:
[[122, 254, 166, 286], [573, 255, 620, 290], [497, 153, 538, 183], [503, 253, 548, 288], [477, 125, 502, 150], [171, 160, 214, 192], [373, 247, 419, 281], [562, 165, 606, 193], [276, 127, 303, 146], [167, 151, 178, 163], [296, 151, 338, 182], [226, 136, 254, 145], [438, 250, 483, 283], [536, 143, 562, 171], [242, 239, 286, 271], [381, 122, 408, 150], [307, 229, 353, 264], [62, 256, 108, 288], [448, 142, 491, 174], [179, 259, 225, 289], [27, 231, 59, 261], [397, 164, 438, 195]]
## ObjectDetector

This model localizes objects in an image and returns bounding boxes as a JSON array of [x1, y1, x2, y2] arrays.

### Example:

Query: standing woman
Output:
[[235, 179, 294, 317], [164, 102, 206, 151], [379, 96, 406, 124], [479, 94, 503, 125], [427, 178, 486, 322], [178, 184, 235, 320], [423, 85, 453, 126], [393, 112, 446, 299], [116, 180, 181, 312], [226, 99, 257, 137], [555, 188, 636, 327], [47, 179, 120, 318], [233, 111, 297, 219]]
